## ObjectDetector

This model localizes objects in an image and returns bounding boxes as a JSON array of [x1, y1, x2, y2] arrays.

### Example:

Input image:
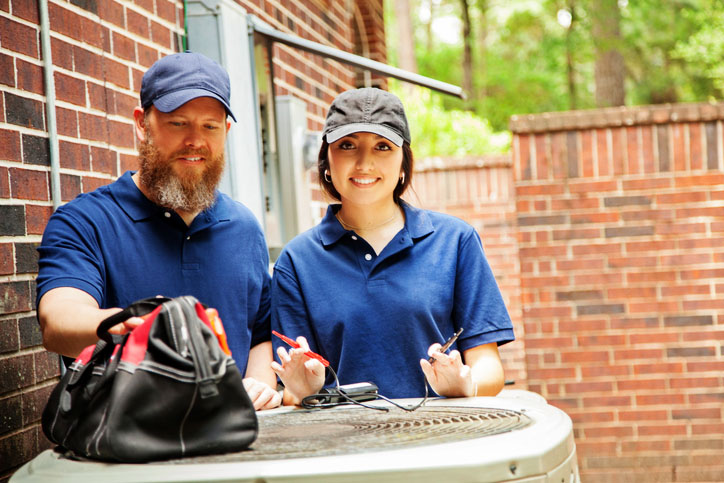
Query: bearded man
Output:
[[36, 52, 281, 410]]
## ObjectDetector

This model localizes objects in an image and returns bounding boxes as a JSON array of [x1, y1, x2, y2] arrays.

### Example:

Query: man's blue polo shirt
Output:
[[37, 171, 271, 373], [271, 202, 514, 398]]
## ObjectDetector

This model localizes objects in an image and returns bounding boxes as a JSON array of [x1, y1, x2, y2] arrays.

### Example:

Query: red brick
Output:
[[99, 0, 124, 27], [80, 15, 104, 49], [0, 281, 32, 314], [0, 17, 37, 58], [534, 133, 549, 180], [565, 381, 613, 393], [611, 127, 625, 175], [73, 46, 104, 78], [108, 119, 135, 149], [60, 173, 81, 201], [10, 168, 48, 201], [81, 176, 111, 193], [126, 9, 151, 39], [674, 173, 724, 187], [138, 43, 158, 69], [25, 204, 52, 234], [91, 147, 115, 176], [689, 122, 703, 170], [581, 364, 629, 378], [78, 112, 108, 142], [672, 407, 721, 420], [156, 0, 177, 23], [54, 72, 86, 106], [16, 58, 43, 94], [614, 348, 665, 360], [638, 424, 687, 436], [58, 140, 90, 171], [641, 125, 655, 173], [619, 409, 668, 421], [0, 129, 22, 162], [616, 378, 666, 391], [626, 126, 640, 174], [583, 425, 634, 438], [0, 243, 12, 275], [633, 362, 684, 375], [55, 107, 78, 137], [622, 177, 670, 190], [672, 123, 687, 171], [569, 179, 618, 194], [516, 133, 531, 180], [104, 57, 131, 89], [636, 393, 686, 405], [0, 166, 9, 198], [112, 31, 136, 62], [621, 440, 671, 452], [87, 82, 109, 113], [120, 153, 138, 173]]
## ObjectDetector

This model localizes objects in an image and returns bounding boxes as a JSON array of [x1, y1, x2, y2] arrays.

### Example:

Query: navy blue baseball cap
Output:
[[140, 51, 236, 121]]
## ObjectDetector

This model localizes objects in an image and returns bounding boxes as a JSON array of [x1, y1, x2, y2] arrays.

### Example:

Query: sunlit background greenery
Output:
[[385, 0, 724, 156]]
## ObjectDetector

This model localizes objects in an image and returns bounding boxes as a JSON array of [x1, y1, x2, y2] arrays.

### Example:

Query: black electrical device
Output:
[[315, 382, 379, 404]]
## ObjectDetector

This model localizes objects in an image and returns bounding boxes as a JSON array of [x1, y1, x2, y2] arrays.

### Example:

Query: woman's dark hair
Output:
[[317, 139, 414, 204]]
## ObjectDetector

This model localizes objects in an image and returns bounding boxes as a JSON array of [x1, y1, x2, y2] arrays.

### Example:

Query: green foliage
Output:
[[389, 80, 511, 158], [384, 0, 724, 156]]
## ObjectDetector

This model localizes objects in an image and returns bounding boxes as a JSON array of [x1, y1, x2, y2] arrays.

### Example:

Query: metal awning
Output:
[[248, 15, 465, 99]]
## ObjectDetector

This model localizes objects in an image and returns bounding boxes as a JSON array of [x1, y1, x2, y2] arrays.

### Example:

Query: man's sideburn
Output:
[[137, 125, 225, 213]]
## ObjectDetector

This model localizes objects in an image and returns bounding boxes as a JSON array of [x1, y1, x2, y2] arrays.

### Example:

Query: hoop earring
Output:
[[324, 169, 331, 183], [399, 172, 405, 185]]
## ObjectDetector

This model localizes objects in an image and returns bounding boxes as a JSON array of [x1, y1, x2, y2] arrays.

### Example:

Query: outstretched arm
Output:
[[38, 287, 144, 357]]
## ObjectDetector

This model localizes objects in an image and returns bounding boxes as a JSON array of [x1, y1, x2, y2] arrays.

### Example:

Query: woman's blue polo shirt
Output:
[[271, 202, 514, 398], [37, 171, 271, 373]]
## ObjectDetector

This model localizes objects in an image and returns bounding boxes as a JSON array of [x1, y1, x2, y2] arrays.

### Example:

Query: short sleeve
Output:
[[453, 228, 515, 352], [36, 207, 105, 306]]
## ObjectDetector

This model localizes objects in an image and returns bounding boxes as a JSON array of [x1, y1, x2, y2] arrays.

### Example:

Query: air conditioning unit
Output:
[[12, 391, 578, 482]]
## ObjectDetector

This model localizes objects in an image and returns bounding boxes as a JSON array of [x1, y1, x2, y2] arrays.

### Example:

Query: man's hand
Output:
[[271, 336, 325, 406], [242, 377, 282, 410]]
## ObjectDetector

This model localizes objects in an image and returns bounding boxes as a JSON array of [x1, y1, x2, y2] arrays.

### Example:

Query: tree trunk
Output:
[[460, 0, 473, 106], [591, 0, 625, 107], [566, 1, 577, 109], [476, 0, 489, 99], [394, 0, 417, 74]]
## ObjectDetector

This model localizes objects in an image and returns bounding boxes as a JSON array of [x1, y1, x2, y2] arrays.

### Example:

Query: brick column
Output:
[[511, 103, 724, 482]]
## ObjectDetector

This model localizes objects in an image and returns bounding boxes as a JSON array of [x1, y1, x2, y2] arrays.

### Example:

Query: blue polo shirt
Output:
[[37, 171, 271, 373], [271, 202, 514, 398]]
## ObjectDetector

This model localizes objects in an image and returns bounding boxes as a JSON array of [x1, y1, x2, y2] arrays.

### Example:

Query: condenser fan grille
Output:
[[169, 406, 531, 463]]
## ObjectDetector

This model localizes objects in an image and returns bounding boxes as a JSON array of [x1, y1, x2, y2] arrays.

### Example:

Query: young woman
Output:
[[271, 88, 514, 405]]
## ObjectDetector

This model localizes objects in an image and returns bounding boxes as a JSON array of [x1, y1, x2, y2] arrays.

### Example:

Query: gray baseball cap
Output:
[[322, 88, 411, 146]]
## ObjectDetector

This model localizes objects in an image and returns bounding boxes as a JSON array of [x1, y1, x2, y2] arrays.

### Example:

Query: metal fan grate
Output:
[[170, 406, 531, 463]]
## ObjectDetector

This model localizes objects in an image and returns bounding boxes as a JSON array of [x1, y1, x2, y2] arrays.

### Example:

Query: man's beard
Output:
[[137, 133, 224, 213]]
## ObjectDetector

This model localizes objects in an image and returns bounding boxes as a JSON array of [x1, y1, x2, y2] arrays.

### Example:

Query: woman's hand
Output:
[[419, 343, 475, 397], [271, 336, 325, 406]]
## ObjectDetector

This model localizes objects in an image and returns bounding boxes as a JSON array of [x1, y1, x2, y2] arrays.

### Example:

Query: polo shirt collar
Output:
[[109, 171, 230, 224], [318, 201, 434, 247]]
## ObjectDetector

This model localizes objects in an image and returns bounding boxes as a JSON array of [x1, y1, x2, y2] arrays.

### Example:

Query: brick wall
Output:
[[412, 155, 526, 386], [511, 104, 724, 482], [0, 0, 384, 479], [0, 1, 184, 478]]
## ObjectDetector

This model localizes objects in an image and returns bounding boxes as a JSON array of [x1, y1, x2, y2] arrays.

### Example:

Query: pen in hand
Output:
[[428, 328, 464, 363], [272, 330, 330, 367]]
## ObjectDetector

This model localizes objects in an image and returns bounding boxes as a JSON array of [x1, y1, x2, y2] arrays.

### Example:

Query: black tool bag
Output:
[[42, 295, 258, 462]]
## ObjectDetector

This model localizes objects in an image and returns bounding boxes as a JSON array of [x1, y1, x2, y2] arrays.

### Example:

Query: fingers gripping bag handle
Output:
[[95, 296, 171, 344]]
